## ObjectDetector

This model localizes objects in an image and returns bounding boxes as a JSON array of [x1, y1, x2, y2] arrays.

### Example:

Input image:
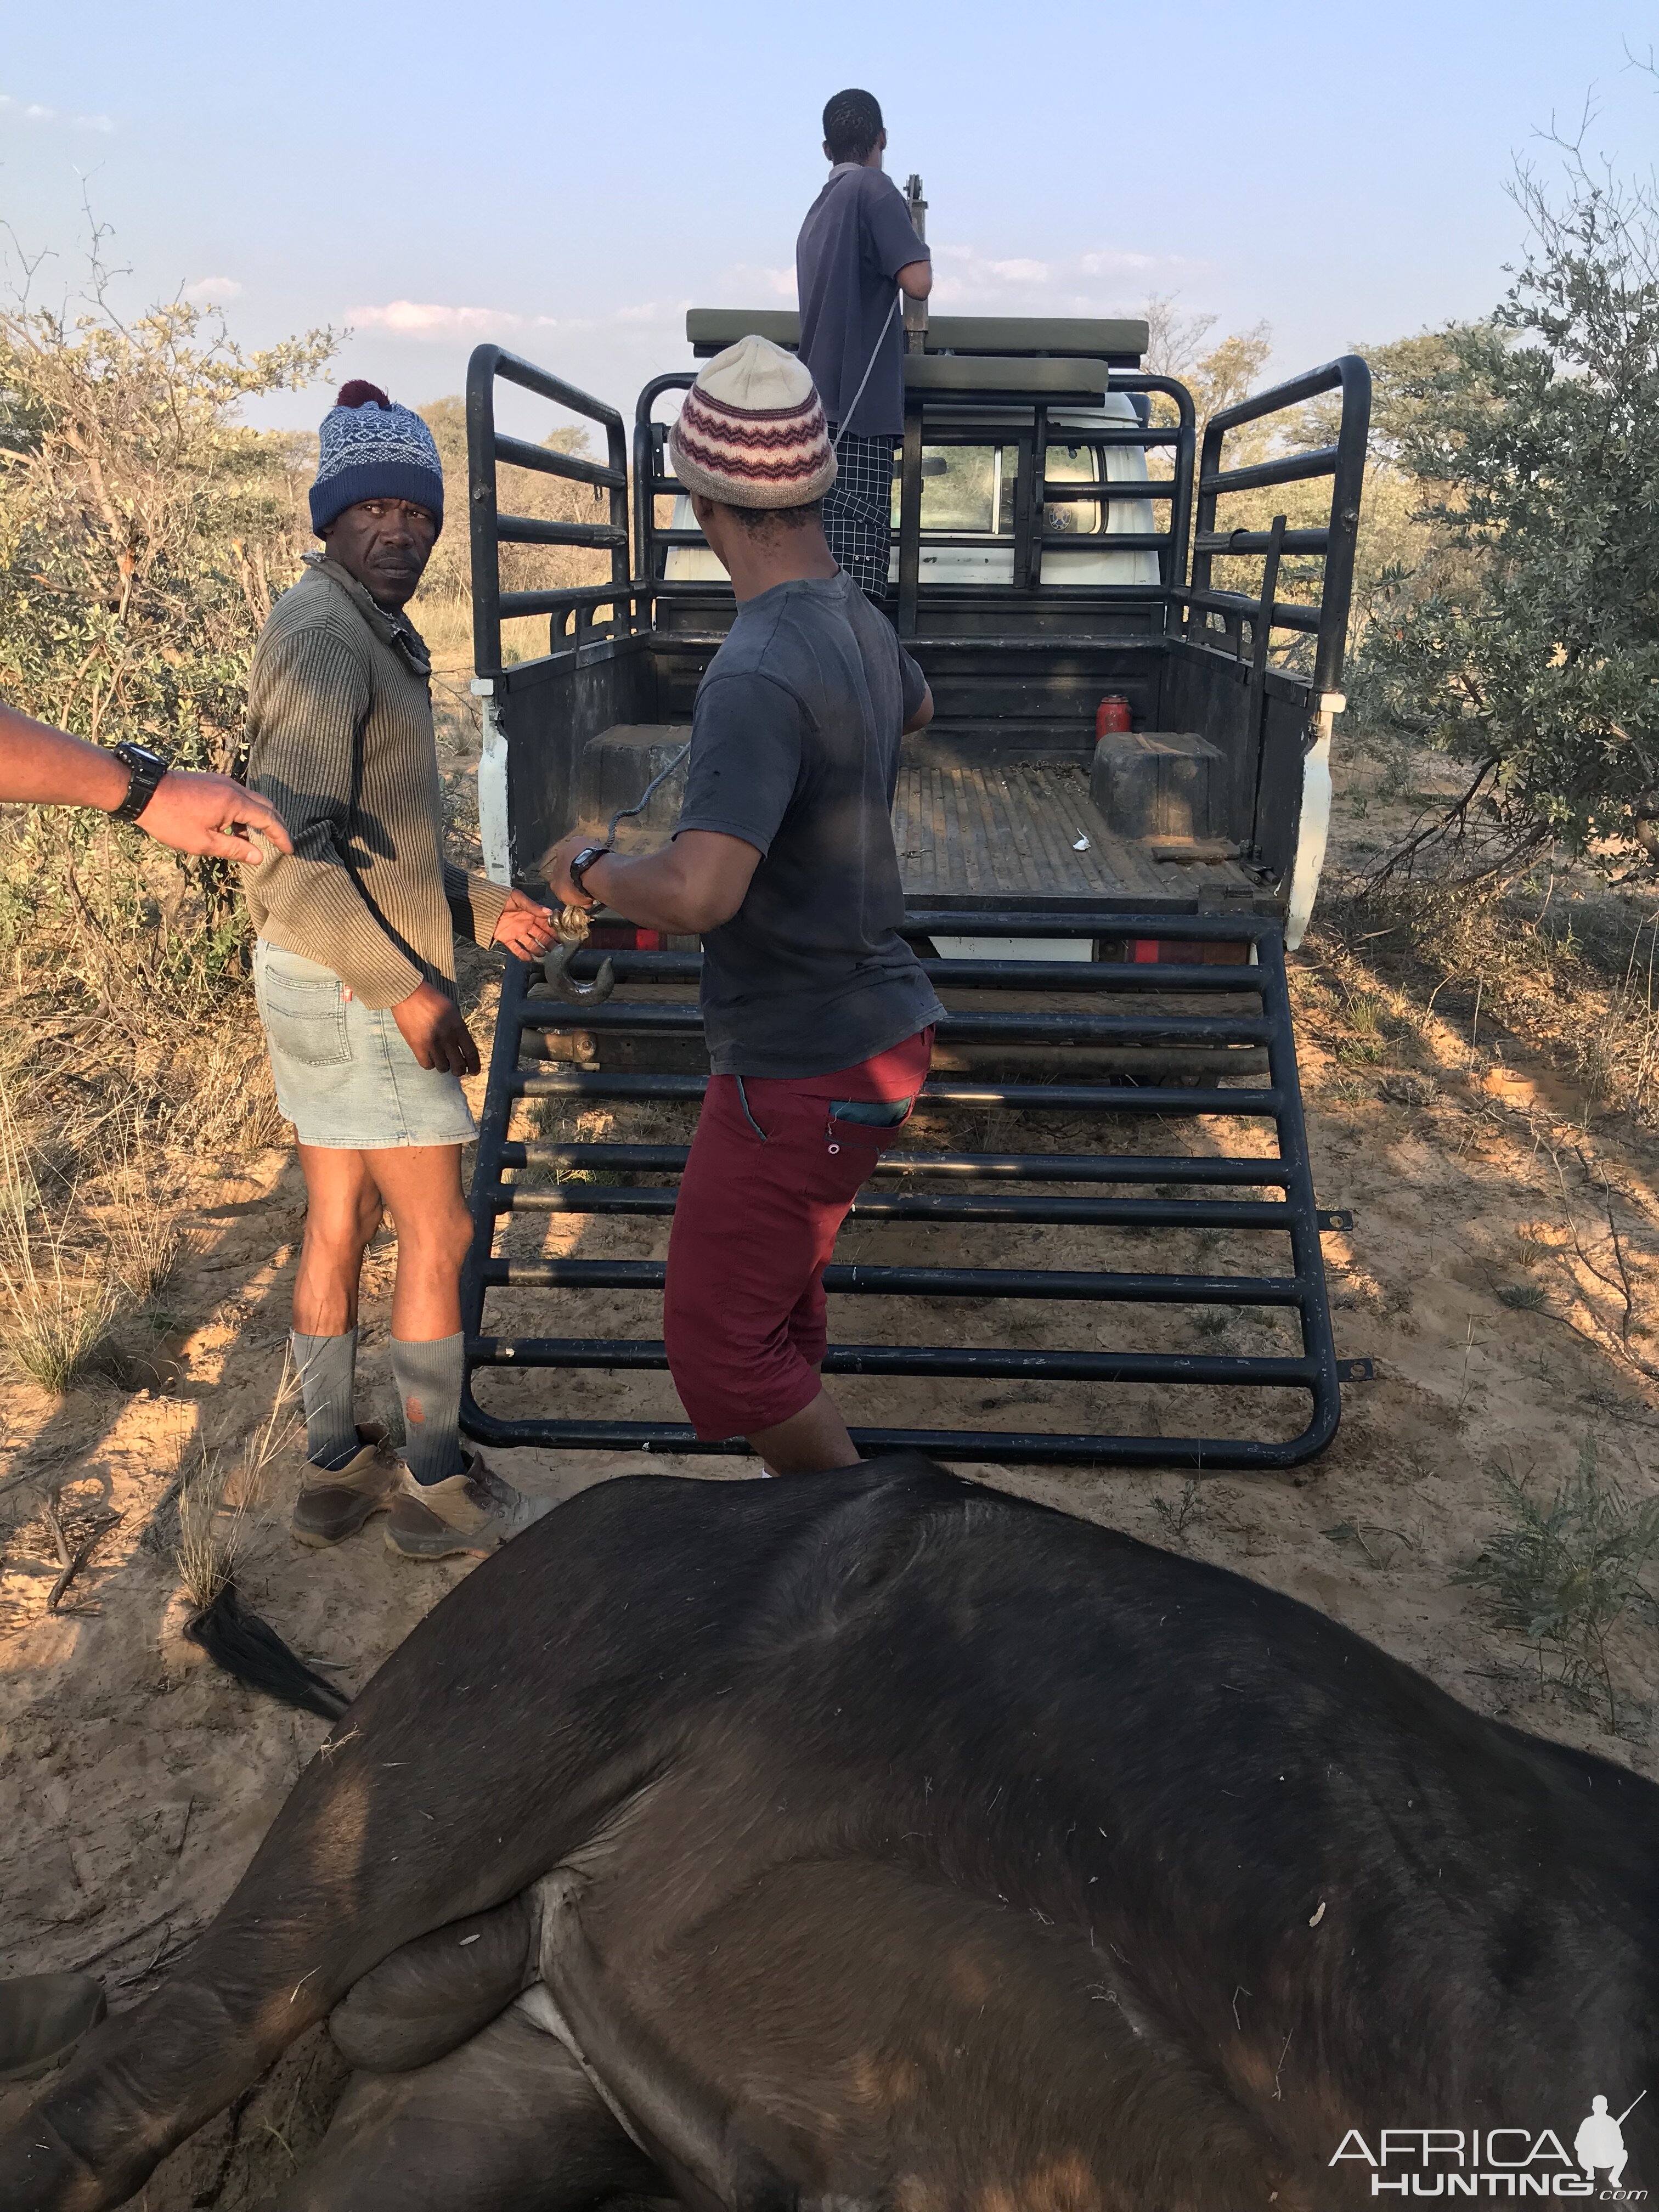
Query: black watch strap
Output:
[[110, 743, 170, 823], [568, 844, 611, 896]]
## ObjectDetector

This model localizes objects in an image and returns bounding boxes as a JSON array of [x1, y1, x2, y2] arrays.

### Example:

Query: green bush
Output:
[[0, 272, 334, 1018], [1351, 153, 1659, 873]]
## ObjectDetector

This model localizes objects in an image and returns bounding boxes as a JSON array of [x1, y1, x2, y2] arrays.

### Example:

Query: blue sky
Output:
[[3, 0, 1656, 438]]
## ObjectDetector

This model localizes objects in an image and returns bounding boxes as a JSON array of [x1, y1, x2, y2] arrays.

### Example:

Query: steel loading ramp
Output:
[[459, 911, 1360, 1471]]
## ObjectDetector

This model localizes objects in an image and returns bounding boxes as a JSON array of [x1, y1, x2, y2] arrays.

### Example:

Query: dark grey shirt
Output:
[[674, 572, 945, 1077], [796, 165, 929, 439]]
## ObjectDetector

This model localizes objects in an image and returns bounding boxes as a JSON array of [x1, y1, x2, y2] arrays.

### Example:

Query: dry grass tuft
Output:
[[174, 1356, 300, 1613], [167, 1029, 287, 1156], [0, 1074, 118, 1392], [100, 1119, 184, 1307]]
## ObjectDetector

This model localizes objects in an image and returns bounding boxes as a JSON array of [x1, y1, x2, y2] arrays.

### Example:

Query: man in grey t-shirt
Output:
[[797, 88, 932, 599], [550, 337, 942, 1477]]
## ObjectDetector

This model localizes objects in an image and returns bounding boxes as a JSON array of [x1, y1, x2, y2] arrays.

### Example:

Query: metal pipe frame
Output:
[[635, 373, 696, 589], [480, 1256, 1301, 1304], [1182, 584, 1321, 635], [466, 345, 634, 673], [498, 1143, 1295, 1187], [534, 951, 1266, 992], [631, 370, 1200, 610], [1185, 354, 1372, 694], [472, 1340, 1318, 1389], [507, 1070, 1286, 1116], [486, 1187, 1296, 1229], [1044, 482, 1180, 498], [1195, 527, 1329, 556], [459, 913, 1350, 1470], [520, 1002, 1274, 1047]]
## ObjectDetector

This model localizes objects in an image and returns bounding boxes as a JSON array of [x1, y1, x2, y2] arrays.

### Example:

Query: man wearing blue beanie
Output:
[[241, 381, 557, 1564], [308, 385, 452, 537]]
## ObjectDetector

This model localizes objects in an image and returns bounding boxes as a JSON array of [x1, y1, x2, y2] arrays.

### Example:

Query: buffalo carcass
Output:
[[3, 1455, 1654, 2212]]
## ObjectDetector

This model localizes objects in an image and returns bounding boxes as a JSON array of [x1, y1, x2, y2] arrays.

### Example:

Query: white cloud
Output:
[[714, 263, 798, 304], [183, 275, 242, 302], [928, 240, 1206, 314], [1076, 249, 1160, 277], [347, 297, 691, 341], [348, 300, 523, 337], [0, 93, 113, 131]]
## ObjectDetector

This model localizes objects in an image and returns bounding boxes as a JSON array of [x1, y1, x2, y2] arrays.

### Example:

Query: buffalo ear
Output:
[[329, 1892, 537, 2073]]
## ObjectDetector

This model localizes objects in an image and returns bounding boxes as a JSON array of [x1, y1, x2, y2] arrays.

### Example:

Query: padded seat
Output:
[[904, 355, 1108, 398], [686, 309, 800, 353], [926, 315, 1147, 360], [685, 309, 1147, 366]]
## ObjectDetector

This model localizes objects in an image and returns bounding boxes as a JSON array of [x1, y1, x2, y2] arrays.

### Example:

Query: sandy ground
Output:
[[3, 705, 1657, 2204]]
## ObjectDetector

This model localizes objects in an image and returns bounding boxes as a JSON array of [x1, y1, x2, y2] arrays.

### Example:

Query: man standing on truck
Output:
[[241, 380, 559, 1561], [797, 87, 932, 599], [549, 336, 945, 1474]]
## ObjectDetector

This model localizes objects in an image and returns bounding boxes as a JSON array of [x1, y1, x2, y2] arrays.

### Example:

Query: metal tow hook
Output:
[[541, 938, 616, 1006]]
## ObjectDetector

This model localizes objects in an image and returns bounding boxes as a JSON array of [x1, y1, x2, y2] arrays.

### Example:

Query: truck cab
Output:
[[666, 325, 1160, 594]]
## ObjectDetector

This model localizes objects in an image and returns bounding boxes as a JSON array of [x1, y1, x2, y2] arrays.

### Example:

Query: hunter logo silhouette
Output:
[[1576, 2093, 1643, 2190]]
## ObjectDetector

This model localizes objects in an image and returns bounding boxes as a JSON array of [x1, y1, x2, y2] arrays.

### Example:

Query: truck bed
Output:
[[892, 760, 1253, 905], [585, 731, 1254, 907]]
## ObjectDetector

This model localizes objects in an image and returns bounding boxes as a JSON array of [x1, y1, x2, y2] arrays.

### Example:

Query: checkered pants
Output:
[[823, 432, 895, 597]]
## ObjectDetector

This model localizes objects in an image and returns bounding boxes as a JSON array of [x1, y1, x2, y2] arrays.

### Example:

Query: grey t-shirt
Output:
[[796, 165, 929, 439], [674, 572, 945, 1077]]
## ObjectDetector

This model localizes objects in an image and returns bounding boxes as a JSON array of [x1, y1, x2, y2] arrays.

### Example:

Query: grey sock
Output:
[[292, 1329, 358, 1469], [392, 1333, 466, 1486]]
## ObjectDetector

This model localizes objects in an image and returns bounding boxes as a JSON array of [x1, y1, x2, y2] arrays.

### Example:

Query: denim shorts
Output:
[[253, 941, 477, 1150]]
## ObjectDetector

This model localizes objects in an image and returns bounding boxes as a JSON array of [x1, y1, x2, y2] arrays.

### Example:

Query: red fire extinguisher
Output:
[[1095, 695, 1132, 738]]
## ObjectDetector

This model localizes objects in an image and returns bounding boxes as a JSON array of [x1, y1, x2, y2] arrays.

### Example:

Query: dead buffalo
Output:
[[3, 1454, 1655, 2211]]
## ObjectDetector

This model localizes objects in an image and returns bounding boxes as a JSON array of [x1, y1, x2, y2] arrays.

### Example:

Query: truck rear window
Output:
[[891, 443, 1105, 537]]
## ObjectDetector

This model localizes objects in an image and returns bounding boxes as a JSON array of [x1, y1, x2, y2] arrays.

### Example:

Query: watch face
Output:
[[110, 741, 170, 820]]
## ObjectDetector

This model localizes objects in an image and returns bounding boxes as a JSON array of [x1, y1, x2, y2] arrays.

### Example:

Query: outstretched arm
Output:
[[546, 828, 761, 936], [0, 698, 292, 862]]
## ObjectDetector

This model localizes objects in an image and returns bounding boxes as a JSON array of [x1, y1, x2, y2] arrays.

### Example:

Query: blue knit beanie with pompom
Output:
[[309, 381, 444, 537]]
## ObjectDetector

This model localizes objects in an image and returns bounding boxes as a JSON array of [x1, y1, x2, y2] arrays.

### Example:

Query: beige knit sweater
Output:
[[239, 555, 511, 1008]]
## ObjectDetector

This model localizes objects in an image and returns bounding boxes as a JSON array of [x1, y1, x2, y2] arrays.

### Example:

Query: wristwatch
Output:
[[568, 843, 611, 896], [109, 741, 171, 823]]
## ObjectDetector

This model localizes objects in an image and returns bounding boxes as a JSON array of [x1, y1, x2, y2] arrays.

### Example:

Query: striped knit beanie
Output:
[[668, 336, 837, 509], [309, 381, 445, 537]]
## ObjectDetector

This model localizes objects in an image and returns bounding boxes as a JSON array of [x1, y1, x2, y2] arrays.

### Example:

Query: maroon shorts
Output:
[[663, 1027, 934, 1441]]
